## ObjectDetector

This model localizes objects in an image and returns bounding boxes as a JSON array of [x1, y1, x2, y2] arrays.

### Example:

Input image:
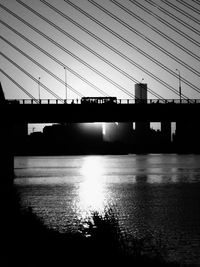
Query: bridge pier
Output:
[[0, 83, 14, 192], [0, 122, 14, 191]]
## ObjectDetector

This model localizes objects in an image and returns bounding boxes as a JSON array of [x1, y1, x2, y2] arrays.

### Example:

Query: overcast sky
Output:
[[1, 0, 200, 101]]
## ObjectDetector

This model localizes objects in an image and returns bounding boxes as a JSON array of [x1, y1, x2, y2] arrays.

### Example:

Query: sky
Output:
[[1, 0, 200, 102]]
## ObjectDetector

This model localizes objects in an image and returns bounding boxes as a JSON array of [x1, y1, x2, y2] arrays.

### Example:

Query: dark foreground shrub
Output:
[[1, 190, 182, 267]]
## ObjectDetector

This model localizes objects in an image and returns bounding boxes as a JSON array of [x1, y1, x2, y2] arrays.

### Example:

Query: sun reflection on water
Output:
[[76, 157, 107, 220]]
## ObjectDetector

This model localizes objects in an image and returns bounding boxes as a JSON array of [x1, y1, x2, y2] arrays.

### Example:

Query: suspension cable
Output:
[[40, 0, 164, 98], [110, 0, 200, 77], [61, 0, 187, 98], [17, 0, 137, 98], [88, 0, 200, 96], [0, 36, 83, 98], [20, 0, 199, 97], [0, 21, 108, 98], [65, 0, 200, 94], [159, 0, 200, 26], [176, 0, 200, 16], [127, 0, 200, 61], [146, 0, 200, 37], [1, 52, 64, 101], [191, 0, 200, 7], [0, 3, 135, 99], [17, 0, 163, 99], [0, 69, 38, 102], [63, 0, 189, 99]]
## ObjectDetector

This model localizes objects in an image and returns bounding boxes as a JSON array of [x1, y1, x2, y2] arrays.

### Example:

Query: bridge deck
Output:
[[2, 99, 200, 123], [5, 98, 200, 105]]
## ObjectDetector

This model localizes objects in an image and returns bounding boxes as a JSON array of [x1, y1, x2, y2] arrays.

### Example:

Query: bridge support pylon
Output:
[[0, 83, 14, 193], [0, 122, 14, 191]]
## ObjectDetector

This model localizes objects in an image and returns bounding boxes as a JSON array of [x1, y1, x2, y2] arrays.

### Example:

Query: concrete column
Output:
[[0, 122, 14, 190], [0, 83, 14, 191]]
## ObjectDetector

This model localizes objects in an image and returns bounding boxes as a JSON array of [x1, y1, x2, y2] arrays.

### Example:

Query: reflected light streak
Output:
[[76, 157, 107, 218], [95, 122, 106, 135]]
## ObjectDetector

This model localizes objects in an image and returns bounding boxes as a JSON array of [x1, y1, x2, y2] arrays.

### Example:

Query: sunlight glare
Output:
[[94, 122, 106, 135], [77, 157, 106, 216]]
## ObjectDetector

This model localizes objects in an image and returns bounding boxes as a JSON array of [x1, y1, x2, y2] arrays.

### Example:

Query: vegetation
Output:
[[1, 190, 190, 266]]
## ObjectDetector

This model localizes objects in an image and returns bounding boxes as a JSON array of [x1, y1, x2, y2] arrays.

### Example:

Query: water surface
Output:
[[14, 154, 200, 265]]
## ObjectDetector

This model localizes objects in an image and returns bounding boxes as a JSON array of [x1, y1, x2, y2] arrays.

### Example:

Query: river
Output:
[[14, 154, 200, 265]]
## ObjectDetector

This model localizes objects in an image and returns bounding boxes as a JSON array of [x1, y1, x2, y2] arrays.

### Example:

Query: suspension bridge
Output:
[[1, 0, 200, 185], [1, 0, 200, 104]]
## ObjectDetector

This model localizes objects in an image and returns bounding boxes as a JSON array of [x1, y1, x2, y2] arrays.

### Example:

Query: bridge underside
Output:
[[2, 103, 200, 123]]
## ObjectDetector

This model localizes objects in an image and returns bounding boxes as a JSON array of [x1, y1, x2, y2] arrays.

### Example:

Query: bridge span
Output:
[[1, 97, 200, 188], [2, 98, 200, 123]]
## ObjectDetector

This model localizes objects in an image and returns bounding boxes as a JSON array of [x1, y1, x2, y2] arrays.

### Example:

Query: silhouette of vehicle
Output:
[[81, 97, 117, 104]]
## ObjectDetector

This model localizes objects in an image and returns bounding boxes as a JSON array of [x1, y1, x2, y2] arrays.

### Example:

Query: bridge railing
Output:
[[6, 99, 70, 104], [5, 98, 200, 104], [118, 99, 199, 104]]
